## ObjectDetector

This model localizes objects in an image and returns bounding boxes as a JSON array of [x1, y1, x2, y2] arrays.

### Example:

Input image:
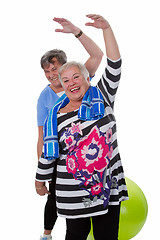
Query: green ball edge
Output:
[[87, 177, 148, 240]]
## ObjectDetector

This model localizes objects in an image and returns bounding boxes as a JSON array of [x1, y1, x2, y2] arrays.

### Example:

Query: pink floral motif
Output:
[[91, 182, 103, 195], [68, 122, 83, 135], [76, 126, 109, 175], [66, 155, 78, 175], [65, 135, 76, 152], [62, 123, 113, 207], [65, 136, 74, 146]]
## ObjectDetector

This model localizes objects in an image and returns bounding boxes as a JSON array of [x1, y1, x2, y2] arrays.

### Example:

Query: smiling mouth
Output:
[[51, 77, 58, 81], [70, 87, 80, 92]]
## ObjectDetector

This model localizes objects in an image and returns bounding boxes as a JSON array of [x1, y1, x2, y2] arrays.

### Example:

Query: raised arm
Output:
[[86, 14, 121, 109], [53, 17, 103, 76], [85, 14, 120, 61]]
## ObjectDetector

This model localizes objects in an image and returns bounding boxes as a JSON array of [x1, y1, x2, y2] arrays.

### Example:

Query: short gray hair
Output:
[[40, 49, 67, 69], [58, 61, 89, 84]]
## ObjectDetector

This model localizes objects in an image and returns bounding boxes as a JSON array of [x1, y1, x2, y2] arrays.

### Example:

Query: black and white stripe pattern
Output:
[[36, 58, 128, 219], [36, 156, 55, 182], [97, 57, 122, 109]]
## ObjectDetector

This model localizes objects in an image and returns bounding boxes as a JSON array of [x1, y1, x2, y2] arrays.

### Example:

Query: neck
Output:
[[49, 84, 64, 93], [59, 100, 81, 113], [67, 101, 82, 109]]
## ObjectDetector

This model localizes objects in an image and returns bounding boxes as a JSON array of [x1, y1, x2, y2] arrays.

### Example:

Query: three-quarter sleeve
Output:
[[35, 156, 56, 182], [97, 58, 122, 109]]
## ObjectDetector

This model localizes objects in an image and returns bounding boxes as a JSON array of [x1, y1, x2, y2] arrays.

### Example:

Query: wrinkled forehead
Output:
[[43, 57, 61, 69], [61, 66, 81, 76]]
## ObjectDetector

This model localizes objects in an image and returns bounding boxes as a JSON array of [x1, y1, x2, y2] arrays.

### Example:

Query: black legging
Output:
[[65, 204, 121, 240], [44, 167, 57, 230]]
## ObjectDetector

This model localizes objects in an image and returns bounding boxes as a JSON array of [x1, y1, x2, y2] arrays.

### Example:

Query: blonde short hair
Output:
[[58, 61, 89, 84]]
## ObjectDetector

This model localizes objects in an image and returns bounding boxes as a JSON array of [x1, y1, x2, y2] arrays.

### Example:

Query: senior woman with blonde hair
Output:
[[36, 14, 128, 240]]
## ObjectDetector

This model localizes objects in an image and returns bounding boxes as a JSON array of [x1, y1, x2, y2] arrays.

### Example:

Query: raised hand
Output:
[[53, 17, 80, 35], [85, 14, 110, 30]]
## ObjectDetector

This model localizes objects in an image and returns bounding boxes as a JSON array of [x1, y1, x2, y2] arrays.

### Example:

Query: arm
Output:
[[37, 94, 47, 160], [36, 127, 51, 196], [37, 126, 43, 160], [85, 14, 120, 60], [53, 17, 103, 76], [35, 156, 55, 195], [86, 15, 121, 108]]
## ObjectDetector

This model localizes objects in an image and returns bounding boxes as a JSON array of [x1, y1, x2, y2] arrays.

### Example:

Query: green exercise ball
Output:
[[87, 177, 148, 240], [119, 177, 148, 239]]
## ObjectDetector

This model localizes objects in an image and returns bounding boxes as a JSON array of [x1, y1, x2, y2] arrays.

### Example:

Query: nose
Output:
[[69, 78, 75, 86]]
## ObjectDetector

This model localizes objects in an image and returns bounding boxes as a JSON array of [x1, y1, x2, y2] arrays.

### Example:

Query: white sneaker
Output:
[[40, 235, 52, 240]]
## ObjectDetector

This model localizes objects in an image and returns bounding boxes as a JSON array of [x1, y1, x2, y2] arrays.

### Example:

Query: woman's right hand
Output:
[[35, 181, 51, 196], [86, 14, 120, 60]]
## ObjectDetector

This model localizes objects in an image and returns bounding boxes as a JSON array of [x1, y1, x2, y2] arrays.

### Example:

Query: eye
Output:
[[63, 79, 69, 83], [74, 75, 79, 79]]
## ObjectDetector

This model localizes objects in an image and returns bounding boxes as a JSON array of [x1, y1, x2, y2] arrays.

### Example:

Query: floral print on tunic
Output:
[[60, 122, 114, 208]]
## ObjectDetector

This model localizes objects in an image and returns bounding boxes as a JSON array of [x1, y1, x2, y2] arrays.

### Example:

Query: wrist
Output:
[[75, 29, 83, 38], [102, 24, 111, 31], [36, 186, 44, 190], [73, 27, 81, 36]]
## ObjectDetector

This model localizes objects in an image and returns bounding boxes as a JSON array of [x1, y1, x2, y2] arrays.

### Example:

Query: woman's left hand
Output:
[[53, 17, 80, 35]]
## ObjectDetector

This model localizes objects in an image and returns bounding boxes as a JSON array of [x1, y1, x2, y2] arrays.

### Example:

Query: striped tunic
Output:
[[36, 57, 128, 219]]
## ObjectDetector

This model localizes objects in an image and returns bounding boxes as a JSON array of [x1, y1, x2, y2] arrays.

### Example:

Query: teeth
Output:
[[71, 87, 79, 92]]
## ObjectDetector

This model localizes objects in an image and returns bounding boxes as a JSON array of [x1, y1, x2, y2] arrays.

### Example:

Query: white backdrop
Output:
[[0, 0, 160, 239]]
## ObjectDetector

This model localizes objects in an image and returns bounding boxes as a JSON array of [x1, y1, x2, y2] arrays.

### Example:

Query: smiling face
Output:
[[43, 57, 64, 93], [61, 66, 90, 104]]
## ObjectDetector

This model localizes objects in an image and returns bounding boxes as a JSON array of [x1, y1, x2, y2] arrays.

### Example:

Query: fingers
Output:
[[85, 14, 104, 28], [53, 17, 67, 33], [46, 190, 51, 195], [86, 14, 102, 20], [53, 17, 71, 27], [85, 22, 94, 27], [53, 17, 67, 24], [43, 186, 51, 195], [55, 29, 64, 33], [86, 14, 109, 30]]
